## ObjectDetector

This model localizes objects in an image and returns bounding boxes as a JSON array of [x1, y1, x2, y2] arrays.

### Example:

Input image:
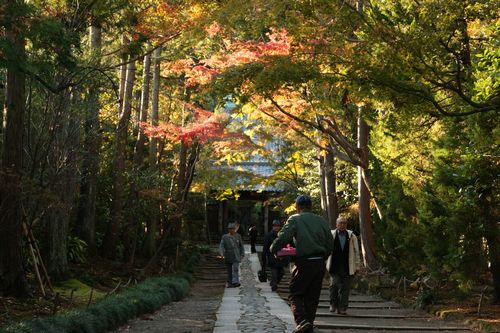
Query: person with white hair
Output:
[[326, 216, 361, 315]]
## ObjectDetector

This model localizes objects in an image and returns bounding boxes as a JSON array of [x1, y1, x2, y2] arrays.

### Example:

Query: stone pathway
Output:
[[111, 245, 478, 333], [213, 246, 295, 332], [111, 251, 226, 333]]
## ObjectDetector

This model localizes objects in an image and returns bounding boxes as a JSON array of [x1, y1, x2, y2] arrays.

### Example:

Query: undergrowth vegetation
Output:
[[0, 249, 201, 333]]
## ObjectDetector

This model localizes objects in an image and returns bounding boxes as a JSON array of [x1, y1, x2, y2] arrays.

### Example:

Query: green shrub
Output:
[[1, 250, 200, 333]]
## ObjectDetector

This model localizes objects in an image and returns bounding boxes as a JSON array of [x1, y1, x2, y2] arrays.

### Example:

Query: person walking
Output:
[[270, 195, 333, 333], [219, 222, 245, 288], [326, 216, 361, 315], [262, 220, 289, 291], [248, 223, 258, 253]]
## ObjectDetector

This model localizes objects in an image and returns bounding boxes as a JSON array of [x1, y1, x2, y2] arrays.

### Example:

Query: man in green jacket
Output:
[[270, 195, 334, 333]]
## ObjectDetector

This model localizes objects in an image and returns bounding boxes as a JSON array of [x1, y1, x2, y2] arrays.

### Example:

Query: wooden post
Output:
[[23, 224, 45, 297], [477, 286, 488, 318], [264, 202, 269, 233], [87, 288, 94, 306], [218, 201, 224, 235]]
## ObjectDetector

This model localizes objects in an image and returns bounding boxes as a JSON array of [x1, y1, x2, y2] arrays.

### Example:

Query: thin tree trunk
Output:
[[0, 1, 30, 296], [132, 89, 141, 138], [104, 57, 136, 259], [123, 53, 151, 263], [357, 114, 379, 270], [172, 142, 188, 238], [144, 47, 161, 257], [76, 22, 102, 252], [149, 47, 161, 167], [135, 53, 151, 166], [45, 90, 79, 281], [485, 219, 500, 302], [324, 147, 338, 227], [319, 154, 328, 220], [118, 35, 129, 111]]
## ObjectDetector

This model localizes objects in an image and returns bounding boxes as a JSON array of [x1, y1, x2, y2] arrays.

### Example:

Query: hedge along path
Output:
[[0, 251, 202, 333]]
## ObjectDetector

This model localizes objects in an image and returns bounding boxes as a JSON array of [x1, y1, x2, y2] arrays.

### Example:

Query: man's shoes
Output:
[[337, 309, 347, 315], [329, 304, 336, 313], [293, 320, 312, 333], [233, 283, 241, 287]]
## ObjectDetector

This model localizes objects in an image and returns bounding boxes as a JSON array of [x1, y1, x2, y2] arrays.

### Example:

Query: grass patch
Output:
[[53, 279, 106, 304]]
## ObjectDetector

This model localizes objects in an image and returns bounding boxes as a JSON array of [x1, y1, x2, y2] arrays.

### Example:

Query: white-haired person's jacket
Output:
[[326, 229, 361, 275]]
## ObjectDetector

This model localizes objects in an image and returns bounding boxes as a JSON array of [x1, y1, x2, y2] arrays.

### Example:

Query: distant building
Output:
[[205, 156, 286, 241]]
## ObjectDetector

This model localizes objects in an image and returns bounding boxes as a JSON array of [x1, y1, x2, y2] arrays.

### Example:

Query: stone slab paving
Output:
[[110, 246, 477, 333], [213, 245, 295, 333]]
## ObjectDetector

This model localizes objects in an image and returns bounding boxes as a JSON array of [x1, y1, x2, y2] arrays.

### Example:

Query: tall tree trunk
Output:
[[144, 47, 161, 257], [357, 115, 379, 270], [76, 22, 102, 252], [103, 57, 136, 259], [0, 1, 30, 296], [45, 90, 79, 281], [132, 89, 141, 138], [134, 52, 151, 165], [485, 215, 500, 302], [324, 147, 338, 227], [118, 35, 129, 111], [123, 53, 151, 263], [319, 154, 328, 220], [172, 141, 188, 238]]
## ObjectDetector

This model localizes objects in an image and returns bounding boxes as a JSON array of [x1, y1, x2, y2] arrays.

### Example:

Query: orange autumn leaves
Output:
[[164, 26, 291, 88], [142, 103, 227, 144]]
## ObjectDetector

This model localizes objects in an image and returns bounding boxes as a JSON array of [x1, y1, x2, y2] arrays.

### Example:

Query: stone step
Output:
[[317, 303, 403, 309], [275, 269, 473, 333], [319, 328, 473, 333], [315, 311, 427, 319], [314, 315, 470, 330]]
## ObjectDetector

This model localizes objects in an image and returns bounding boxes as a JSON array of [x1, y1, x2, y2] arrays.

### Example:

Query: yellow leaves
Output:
[[189, 182, 205, 193], [467, 19, 487, 39], [188, 4, 204, 20], [215, 188, 240, 201], [284, 202, 296, 214]]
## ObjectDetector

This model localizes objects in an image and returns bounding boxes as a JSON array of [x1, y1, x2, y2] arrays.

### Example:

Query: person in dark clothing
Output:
[[235, 222, 245, 238], [262, 220, 289, 291], [219, 222, 245, 288], [248, 224, 258, 253], [270, 195, 334, 333], [326, 216, 360, 314]]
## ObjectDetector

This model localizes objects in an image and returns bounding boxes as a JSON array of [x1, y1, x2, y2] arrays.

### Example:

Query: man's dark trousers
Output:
[[329, 230, 351, 312], [225, 263, 233, 286], [270, 266, 284, 291], [289, 257, 326, 326], [329, 266, 351, 311]]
